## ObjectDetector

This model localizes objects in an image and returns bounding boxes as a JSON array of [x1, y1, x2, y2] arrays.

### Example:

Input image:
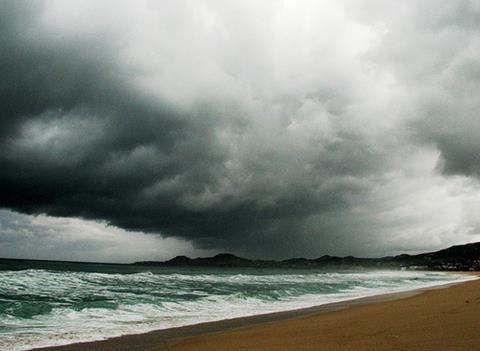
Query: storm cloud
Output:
[[1, 0, 480, 260]]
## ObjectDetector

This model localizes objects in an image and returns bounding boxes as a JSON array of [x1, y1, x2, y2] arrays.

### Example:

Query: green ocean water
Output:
[[0, 259, 474, 351]]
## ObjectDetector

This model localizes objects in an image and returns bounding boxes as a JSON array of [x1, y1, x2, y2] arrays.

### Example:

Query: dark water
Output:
[[0, 259, 472, 351]]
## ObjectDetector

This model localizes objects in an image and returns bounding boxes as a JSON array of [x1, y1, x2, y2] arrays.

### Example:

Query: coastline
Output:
[[29, 274, 478, 351]]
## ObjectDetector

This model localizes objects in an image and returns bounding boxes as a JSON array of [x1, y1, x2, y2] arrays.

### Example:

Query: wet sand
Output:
[[33, 275, 480, 351]]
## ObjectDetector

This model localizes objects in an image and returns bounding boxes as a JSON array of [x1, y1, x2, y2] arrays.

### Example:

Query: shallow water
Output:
[[0, 260, 474, 351]]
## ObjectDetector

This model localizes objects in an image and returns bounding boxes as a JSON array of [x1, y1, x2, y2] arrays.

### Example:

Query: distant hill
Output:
[[134, 242, 480, 271]]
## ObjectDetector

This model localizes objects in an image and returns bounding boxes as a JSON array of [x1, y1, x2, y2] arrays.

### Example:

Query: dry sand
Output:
[[34, 275, 480, 351], [155, 276, 480, 351]]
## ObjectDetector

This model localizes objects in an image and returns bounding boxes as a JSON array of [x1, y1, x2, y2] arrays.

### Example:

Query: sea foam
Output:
[[0, 265, 475, 351]]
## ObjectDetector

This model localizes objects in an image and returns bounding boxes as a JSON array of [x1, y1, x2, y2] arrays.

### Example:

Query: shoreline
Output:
[[29, 274, 478, 351]]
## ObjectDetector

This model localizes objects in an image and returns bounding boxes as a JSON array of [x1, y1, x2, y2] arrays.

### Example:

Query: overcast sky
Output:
[[1, 0, 480, 262]]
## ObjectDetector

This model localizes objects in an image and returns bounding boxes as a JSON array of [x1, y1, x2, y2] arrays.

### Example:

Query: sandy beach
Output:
[[32, 275, 480, 351]]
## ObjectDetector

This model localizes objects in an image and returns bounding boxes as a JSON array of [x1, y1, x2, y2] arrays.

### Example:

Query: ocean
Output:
[[0, 259, 475, 351]]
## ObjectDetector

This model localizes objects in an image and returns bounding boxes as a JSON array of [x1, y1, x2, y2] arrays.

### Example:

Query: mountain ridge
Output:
[[134, 242, 480, 271]]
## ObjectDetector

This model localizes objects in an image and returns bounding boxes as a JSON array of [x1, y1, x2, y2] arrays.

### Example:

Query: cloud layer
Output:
[[1, 0, 480, 260]]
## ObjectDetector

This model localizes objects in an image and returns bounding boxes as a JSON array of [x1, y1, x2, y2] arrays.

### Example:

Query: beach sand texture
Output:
[[157, 277, 480, 351], [33, 276, 480, 351]]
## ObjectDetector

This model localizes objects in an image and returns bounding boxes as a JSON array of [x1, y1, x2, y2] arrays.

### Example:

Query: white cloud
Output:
[[0, 210, 213, 262], [2, 0, 480, 259]]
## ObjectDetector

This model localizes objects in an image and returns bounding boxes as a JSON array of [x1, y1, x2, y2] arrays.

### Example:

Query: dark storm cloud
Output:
[[357, 0, 480, 179], [414, 52, 480, 178], [1, 0, 480, 259]]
